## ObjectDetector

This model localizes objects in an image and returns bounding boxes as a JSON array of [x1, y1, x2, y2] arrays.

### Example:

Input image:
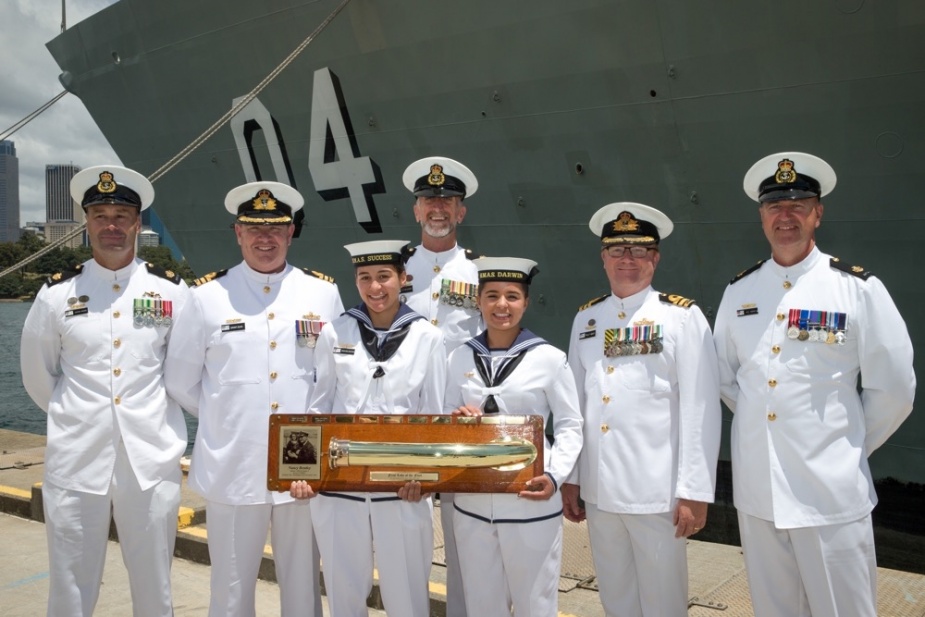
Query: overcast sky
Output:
[[0, 0, 119, 224]]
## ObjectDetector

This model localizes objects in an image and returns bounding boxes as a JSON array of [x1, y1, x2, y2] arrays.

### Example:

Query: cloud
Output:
[[0, 0, 119, 223]]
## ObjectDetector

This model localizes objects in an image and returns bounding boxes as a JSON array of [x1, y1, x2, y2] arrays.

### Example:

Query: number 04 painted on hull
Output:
[[231, 67, 384, 233]]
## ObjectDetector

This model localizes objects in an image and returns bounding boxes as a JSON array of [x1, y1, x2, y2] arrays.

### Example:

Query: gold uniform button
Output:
[[776, 313, 785, 321], [783, 281, 792, 289], [112, 284, 121, 292], [601, 424, 609, 433], [113, 311, 121, 318], [772, 345, 781, 354], [271, 402, 279, 410], [113, 368, 121, 377], [432, 292, 439, 300], [270, 341, 278, 349], [263, 285, 271, 294], [113, 339, 121, 348], [768, 379, 778, 387], [270, 371, 278, 380], [268, 312, 275, 320], [433, 265, 441, 273], [431, 319, 439, 326], [114, 396, 122, 405], [767, 412, 777, 421], [602, 395, 611, 403], [606, 366, 614, 374]]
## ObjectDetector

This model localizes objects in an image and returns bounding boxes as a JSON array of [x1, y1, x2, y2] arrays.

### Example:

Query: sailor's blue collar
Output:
[[345, 302, 423, 330], [465, 328, 546, 355]]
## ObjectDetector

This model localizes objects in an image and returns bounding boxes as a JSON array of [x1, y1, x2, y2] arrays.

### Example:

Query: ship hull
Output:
[[47, 0, 924, 489]]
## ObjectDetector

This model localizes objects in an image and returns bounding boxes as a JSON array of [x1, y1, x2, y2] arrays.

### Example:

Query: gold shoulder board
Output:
[[578, 293, 610, 312], [659, 293, 696, 308], [729, 259, 767, 285], [194, 269, 228, 287], [302, 268, 335, 284], [830, 257, 872, 280]]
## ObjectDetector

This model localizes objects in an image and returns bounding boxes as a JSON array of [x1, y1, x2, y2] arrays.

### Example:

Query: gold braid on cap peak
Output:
[[237, 215, 292, 224]]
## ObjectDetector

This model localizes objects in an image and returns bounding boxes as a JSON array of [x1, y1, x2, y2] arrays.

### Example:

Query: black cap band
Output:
[[758, 173, 821, 203], [478, 267, 539, 285], [412, 164, 467, 197], [82, 185, 142, 209]]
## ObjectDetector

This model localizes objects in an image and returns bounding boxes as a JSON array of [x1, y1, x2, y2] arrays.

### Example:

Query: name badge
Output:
[[579, 330, 596, 340], [334, 346, 355, 355], [65, 307, 89, 318], [221, 323, 246, 333]]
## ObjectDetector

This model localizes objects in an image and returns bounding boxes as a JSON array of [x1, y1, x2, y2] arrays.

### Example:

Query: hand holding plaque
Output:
[[268, 413, 546, 493]]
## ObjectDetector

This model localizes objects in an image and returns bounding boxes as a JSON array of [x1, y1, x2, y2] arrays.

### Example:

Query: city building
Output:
[[45, 164, 83, 248], [0, 140, 21, 242]]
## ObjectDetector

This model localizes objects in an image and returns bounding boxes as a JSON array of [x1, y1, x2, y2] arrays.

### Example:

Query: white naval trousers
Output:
[[312, 493, 433, 617], [738, 512, 877, 617], [454, 509, 562, 617], [585, 503, 688, 617], [440, 493, 468, 617], [204, 500, 321, 617], [43, 442, 181, 617]]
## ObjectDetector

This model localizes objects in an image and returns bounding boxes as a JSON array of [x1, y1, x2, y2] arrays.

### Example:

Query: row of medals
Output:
[[296, 319, 324, 348], [133, 298, 173, 327], [787, 325, 846, 345], [440, 279, 478, 309], [604, 325, 664, 357], [786, 309, 847, 345]]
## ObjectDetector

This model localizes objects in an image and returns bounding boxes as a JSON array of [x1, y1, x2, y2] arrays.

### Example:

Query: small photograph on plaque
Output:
[[278, 426, 322, 480]]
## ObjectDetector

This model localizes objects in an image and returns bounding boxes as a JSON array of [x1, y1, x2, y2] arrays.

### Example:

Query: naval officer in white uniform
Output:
[[446, 257, 583, 617], [21, 165, 190, 617], [714, 152, 915, 617], [562, 202, 722, 617], [400, 156, 481, 617], [291, 240, 446, 617], [164, 182, 343, 617]]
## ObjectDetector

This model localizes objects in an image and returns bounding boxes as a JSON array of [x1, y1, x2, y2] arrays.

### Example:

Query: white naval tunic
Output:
[[445, 329, 583, 617], [308, 304, 446, 617], [165, 261, 344, 505], [403, 244, 481, 350], [714, 246, 915, 528], [21, 257, 190, 617], [22, 258, 190, 493], [567, 286, 721, 617], [164, 261, 343, 617], [567, 287, 721, 511]]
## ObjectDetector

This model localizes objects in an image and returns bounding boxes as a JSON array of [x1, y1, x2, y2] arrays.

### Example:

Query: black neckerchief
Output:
[[465, 328, 546, 413], [345, 303, 424, 378]]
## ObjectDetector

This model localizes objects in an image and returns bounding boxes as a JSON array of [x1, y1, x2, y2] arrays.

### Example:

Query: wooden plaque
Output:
[[267, 413, 545, 493]]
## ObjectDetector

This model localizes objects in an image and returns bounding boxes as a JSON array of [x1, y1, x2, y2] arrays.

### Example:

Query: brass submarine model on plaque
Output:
[[267, 413, 546, 493]]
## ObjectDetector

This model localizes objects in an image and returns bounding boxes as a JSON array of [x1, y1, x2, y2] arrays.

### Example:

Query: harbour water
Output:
[[0, 301, 198, 453]]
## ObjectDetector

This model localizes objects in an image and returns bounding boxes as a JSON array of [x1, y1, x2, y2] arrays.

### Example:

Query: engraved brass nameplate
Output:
[[268, 414, 545, 493]]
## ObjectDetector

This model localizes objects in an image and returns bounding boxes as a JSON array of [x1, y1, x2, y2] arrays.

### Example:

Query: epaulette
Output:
[[729, 259, 767, 284], [145, 262, 182, 285], [659, 293, 696, 309], [302, 268, 335, 284], [830, 257, 871, 280], [464, 249, 481, 261], [193, 269, 228, 287], [46, 264, 83, 287], [578, 294, 610, 312]]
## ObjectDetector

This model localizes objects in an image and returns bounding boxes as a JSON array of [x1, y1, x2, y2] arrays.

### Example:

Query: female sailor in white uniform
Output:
[[290, 240, 446, 617], [446, 257, 583, 617]]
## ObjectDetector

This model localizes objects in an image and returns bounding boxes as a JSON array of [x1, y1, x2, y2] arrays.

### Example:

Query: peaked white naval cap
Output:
[[402, 156, 478, 199]]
